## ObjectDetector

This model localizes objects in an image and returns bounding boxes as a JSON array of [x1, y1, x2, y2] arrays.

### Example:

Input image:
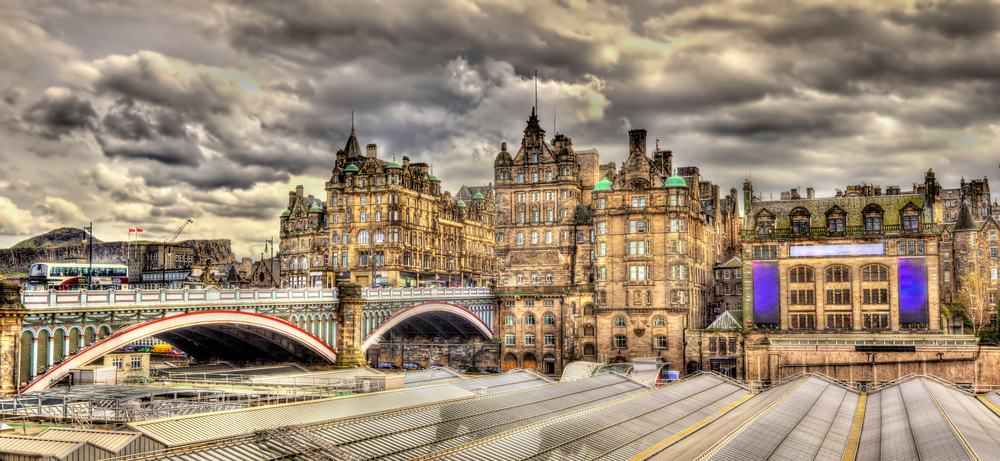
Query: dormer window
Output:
[[532, 154, 538, 162], [863, 204, 883, 234], [900, 203, 921, 233], [827, 206, 845, 234], [756, 211, 774, 235], [790, 208, 810, 235]]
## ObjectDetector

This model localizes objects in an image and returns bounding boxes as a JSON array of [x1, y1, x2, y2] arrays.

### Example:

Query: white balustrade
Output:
[[20, 286, 489, 308]]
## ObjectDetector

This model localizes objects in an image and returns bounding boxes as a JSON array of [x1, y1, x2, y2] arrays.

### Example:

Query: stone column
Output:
[[0, 281, 27, 396], [335, 282, 367, 368]]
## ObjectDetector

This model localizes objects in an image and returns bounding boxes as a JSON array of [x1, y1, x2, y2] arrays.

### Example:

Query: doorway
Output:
[[503, 353, 518, 371], [522, 353, 537, 371], [543, 354, 555, 374]]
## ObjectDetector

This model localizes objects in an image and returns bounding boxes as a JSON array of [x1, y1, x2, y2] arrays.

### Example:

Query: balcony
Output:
[[741, 223, 938, 240]]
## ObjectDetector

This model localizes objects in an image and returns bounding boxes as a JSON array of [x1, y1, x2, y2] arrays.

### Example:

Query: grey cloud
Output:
[[22, 87, 97, 139]]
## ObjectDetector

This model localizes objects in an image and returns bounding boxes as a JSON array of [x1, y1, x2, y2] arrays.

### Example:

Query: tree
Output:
[[957, 268, 995, 337]]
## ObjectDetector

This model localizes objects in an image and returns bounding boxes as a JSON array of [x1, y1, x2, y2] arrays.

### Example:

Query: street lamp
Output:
[[83, 223, 93, 288]]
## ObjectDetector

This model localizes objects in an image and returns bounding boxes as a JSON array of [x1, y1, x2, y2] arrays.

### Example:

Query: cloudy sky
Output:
[[2, 0, 999, 258]]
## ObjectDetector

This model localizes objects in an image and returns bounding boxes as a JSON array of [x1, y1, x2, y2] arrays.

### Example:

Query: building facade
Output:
[[125, 243, 195, 289], [280, 125, 499, 289], [494, 110, 737, 374]]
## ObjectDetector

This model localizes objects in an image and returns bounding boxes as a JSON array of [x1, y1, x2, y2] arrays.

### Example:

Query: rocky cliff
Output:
[[0, 239, 236, 275]]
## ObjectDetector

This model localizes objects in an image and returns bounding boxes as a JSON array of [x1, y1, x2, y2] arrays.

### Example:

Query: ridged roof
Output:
[[665, 170, 688, 187], [955, 201, 977, 231], [593, 174, 612, 191]]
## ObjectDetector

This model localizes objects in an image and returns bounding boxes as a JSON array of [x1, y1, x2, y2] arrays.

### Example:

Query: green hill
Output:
[[11, 227, 103, 249]]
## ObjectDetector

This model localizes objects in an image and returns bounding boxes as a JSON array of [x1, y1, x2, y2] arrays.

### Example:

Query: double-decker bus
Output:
[[25, 263, 129, 291]]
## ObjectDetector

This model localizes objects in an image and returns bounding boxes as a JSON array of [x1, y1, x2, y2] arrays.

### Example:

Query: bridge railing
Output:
[[361, 287, 492, 299], [20, 287, 339, 308]]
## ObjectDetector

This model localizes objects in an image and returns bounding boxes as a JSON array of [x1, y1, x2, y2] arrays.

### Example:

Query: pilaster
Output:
[[0, 281, 26, 396], [335, 282, 367, 368]]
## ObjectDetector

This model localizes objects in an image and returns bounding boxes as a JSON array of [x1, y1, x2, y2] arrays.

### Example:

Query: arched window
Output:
[[862, 265, 889, 282], [517, 274, 524, 284], [531, 273, 538, 284], [374, 229, 385, 243], [505, 315, 515, 325], [789, 267, 814, 283], [358, 230, 370, 244], [583, 304, 594, 316], [546, 273, 553, 284], [825, 266, 851, 282], [584, 344, 595, 355], [863, 203, 883, 233], [653, 316, 666, 327], [543, 314, 555, 325], [614, 316, 626, 327], [524, 314, 535, 325], [790, 208, 810, 235], [301, 256, 308, 270], [292, 259, 298, 270], [584, 325, 595, 336]]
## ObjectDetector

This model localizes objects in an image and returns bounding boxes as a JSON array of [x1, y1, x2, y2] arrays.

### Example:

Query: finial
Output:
[[534, 70, 538, 113], [351, 111, 355, 136]]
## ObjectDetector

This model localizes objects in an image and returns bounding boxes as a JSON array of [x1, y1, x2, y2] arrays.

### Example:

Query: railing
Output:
[[21, 287, 339, 309], [742, 222, 938, 240], [361, 287, 491, 299]]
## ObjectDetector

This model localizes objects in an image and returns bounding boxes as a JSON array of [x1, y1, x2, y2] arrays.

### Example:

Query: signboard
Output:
[[753, 261, 780, 324], [789, 244, 885, 257], [899, 258, 929, 324]]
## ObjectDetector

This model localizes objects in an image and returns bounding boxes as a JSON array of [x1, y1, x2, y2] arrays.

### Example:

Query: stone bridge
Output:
[[0, 282, 494, 395]]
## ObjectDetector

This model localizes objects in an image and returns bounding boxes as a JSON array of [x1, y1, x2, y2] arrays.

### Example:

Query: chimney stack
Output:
[[628, 129, 647, 157], [366, 143, 377, 158], [807, 187, 815, 199]]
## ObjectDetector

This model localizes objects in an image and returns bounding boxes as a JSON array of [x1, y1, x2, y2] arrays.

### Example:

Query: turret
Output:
[[743, 179, 753, 218]]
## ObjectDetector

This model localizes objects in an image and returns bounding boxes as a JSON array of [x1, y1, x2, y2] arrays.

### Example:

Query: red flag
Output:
[[129, 229, 135, 232], [136, 229, 143, 232]]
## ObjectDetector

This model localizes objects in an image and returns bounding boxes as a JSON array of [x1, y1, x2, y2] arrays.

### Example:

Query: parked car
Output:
[[457, 366, 483, 373], [403, 362, 425, 370], [482, 366, 501, 373], [429, 364, 447, 369], [167, 350, 182, 355], [378, 362, 402, 370]]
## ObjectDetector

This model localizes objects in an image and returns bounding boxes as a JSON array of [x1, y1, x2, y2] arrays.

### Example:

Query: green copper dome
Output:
[[665, 170, 688, 187], [344, 164, 359, 172], [456, 200, 466, 207], [428, 173, 440, 181], [309, 205, 323, 213], [281, 210, 290, 217], [593, 174, 612, 191], [473, 192, 485, 199], [386, 160, 402, 169]]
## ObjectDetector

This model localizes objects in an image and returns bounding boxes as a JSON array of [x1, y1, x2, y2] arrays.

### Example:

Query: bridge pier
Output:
[[0, 281, 26, 396], [335, 282, 366, 368]]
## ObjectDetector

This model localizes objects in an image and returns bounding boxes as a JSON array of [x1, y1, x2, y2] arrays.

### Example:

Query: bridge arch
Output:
[[23, 311, 338, 393], [359, 302, 493, 353]]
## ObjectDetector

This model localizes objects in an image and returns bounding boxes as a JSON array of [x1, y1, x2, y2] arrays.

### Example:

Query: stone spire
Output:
[[955, 201, 977, 231], [344, 113, 362, 158]]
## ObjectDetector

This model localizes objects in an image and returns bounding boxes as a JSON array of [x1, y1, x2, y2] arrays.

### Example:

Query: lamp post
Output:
[[83, 223, 93, 288], [264, 237, 275, 288]]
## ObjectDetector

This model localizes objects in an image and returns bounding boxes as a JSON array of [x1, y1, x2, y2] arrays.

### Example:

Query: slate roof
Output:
[[743, 193, 931, 230]]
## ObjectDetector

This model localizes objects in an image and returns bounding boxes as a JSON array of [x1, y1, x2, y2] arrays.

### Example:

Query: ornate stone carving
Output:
[[0, 281, 22, 309]]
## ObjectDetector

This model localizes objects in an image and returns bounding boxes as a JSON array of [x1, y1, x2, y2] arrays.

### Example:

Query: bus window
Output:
[[29, 264, 47, 277]]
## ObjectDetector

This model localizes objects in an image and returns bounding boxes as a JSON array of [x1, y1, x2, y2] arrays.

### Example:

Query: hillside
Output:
[[11, 227, 103, 249], [0, 238, 236, 276]]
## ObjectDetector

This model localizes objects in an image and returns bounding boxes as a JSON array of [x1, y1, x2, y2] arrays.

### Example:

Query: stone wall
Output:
[[377, 340, 499, 368]]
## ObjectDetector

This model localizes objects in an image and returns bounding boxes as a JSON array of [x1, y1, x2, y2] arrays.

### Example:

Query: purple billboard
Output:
[[898, 258, 929, 324], [753, 261, 780, 324]]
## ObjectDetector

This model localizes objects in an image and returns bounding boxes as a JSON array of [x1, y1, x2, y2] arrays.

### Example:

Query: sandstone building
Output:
[[494, 109, 738, 374], [279, 125, 498, 290]]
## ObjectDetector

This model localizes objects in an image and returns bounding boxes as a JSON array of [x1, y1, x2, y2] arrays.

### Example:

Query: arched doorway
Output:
[[611, 355, 627, 364], [542, 354, 556, 374], [503, 353, 518, 371], [687, 361, 700, 374], [522, 353, 537, 371]]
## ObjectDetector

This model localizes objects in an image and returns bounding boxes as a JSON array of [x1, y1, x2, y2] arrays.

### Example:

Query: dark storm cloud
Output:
[[21, 87, 97, 139], [133, 157, 289, 191]]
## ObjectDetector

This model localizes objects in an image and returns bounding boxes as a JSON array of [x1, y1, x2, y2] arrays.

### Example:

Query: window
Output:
[[944, 271, 951, 282], [598, 222, 606, 235], [992, 248, 997, 259], [630, 241, 646, 255], [826, 289, 851, 304], [631, 197, 646, 207], [525, 314, 535, 325], [753, 245, 778, 259], [992, 268, 998, 280], [862, 265, 889, 282], [670, 219, 685, 232], [542, 333, 555, 345], [584, 325, 595, 336], [518, 173, 524, 183], [614, 335, 627, 349], [790, 289, 815, 305], [756, 216, 774, 235], [863, 289, 889, 304], [113, 357, 123, 370], [532, 172, 538, 182], [791, 314, 816, 330], [653, 316, 666, 327], [671, 290, 687, 304], [524, 334, 535, 345], [614, 316, 626, 327], [517, 233, 524, 244], [599, 198, 606, 209], [525, 300, 535, 307], [864, 313, 889, 330], [790, 267, 814, 283], [827, 314, 852, 330], [544, 314, 556, 325], [546, 231, 553, 244], [358, 230, 370, 244], [131, 357, 142, 369], [505, 315, 515, 325], [531, 232, 538, 244], [599, 242, 606, 256], [654, 335, 668, 349], [505, 334, 515, 345], [599, 266, 607, 281], [902, 215, 919, 231], [709, 337, 717, 352], [630, 220, 647, 233], [898, 241, 925, 255], [630, 265, 648, 280]]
